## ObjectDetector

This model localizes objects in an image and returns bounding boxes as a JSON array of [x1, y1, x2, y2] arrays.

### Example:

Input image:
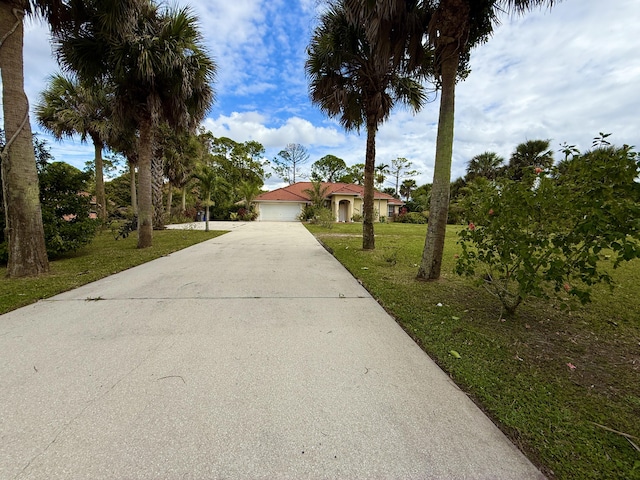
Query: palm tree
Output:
[[36, 73, 112, 222], [0, 0, 74, 276], [400, 179, 417, 201], [238, 179, 262, 213], [416, 0, 558, 280], [375, 163, 389, 190], [345, 0, 558, 276], [57, 1, 216, 248], [304, 181, 331, 209], [465, 151, 504, 181], [193, 165, 226, 232], [506, 139, 554, 180], [306, 1, 429, 250], [164, 131, 201, 218]]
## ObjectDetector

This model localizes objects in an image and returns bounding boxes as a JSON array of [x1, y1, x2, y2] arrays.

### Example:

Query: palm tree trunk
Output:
[[91, 134, 107, 222], [362, 115, 377, 250], [181, 186, 187, 213], [151, 152, 164, 229], [418, 43, 459, 280], [137, 117, 153, 248], [166, 184, 173, 219], [0, 5, 49, 277], [129, 161, 138, 216], [204, 194, 210, 232]]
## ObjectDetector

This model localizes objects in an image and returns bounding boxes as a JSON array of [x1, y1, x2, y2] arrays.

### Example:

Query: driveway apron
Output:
[[0, 222, 545, 479]]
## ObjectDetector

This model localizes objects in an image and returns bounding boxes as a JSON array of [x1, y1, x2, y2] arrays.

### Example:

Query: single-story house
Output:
[[254, 182, 403, 222]]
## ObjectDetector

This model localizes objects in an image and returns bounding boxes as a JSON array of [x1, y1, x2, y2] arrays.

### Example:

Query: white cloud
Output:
[[203, 112, 345, 148]]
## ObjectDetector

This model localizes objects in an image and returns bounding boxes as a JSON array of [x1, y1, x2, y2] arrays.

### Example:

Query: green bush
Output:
[[456, 141, 640, 315], [39, 162, 99, 258], [305, 207, 334, 228], [351, 213, 363, 222], [395, 211, 428, 224]]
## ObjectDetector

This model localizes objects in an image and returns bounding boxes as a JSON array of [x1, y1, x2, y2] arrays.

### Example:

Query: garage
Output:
[[257, 202, 303, 222]]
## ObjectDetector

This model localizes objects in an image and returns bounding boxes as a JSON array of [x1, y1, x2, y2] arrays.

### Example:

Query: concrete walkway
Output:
[[1, 222, 545, 479]]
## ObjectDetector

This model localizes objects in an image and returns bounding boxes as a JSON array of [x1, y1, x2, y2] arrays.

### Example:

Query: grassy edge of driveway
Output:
[[0, 228, 226, 315], [306, 222, 640, 480]]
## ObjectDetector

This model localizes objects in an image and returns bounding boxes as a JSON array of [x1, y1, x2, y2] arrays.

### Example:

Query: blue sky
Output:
[[12, 0, 640, 190]]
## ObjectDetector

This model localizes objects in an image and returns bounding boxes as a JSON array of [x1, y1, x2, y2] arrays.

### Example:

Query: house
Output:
[[254, 182, 403, 222]]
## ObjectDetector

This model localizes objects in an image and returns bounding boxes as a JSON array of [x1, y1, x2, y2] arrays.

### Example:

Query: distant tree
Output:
[[506, 139, 554, 181], [389, 157, 419, 195], [465, 151, 504, 181], [339, 163, 365, 185], [163, 131, 202, 216], [272, 143, 310, 184], [311, 154, 347, 182], [382, 187, 398, 197], [400, 179, 417, 201], [375, 163, 389, 189], [304, 180, 331, 209], [193, 165, 227, 232], [207, 135, 268, 193], [237, 179, 262, 212]]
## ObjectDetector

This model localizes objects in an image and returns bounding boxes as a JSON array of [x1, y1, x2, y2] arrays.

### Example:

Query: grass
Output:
[[0, 228, 226, 315], [306, 222, 640, 480]]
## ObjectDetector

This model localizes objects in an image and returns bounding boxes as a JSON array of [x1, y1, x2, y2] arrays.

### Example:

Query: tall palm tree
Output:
[[416, 0, 558, 279], [346, 0, 558, 276], [465, 151, 504, 181], [36, 73, 112, 222], [57, 1, 216, 248], [0, 0, 73, 276], [306, 0, 429, 249]]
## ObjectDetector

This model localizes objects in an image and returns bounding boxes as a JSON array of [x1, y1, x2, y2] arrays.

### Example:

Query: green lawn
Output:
[[306, 222, 640, 480], [0, 228, 226, 315]]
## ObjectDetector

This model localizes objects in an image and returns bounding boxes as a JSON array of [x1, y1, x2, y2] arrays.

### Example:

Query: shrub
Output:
[[306, 207, 334, 228], [351, 213, 363, 222], [395, 211, 428, 224], [38, 162, 99, 258], [455, 140, 640, 315]]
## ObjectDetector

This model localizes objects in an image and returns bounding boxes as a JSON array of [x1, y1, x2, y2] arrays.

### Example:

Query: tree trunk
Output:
[[417, 43, 459, 280], [362, 115, 377, 250], [137, 118, 153, 248], [0, 5, 49, 277], [166, 184, 173, 219], [181, 186, 186, 213], [91, 133, 107, 222], [129, 161, 138, 216], [204, 195, 210, 232], [151, 151, 164, 229]]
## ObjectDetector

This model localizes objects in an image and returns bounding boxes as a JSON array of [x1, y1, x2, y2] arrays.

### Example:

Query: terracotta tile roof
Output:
[[255, 182, 403, 204]]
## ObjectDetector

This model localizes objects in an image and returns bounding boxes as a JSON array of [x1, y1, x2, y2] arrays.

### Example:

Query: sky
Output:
[[11, 0, 640, 191]]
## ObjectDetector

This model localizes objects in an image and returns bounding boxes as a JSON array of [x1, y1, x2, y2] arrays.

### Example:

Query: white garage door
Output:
[[259, 203, 303, 221]]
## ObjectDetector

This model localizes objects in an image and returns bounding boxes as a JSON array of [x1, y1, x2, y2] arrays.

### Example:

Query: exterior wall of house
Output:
[[330, 195, 388, 222]]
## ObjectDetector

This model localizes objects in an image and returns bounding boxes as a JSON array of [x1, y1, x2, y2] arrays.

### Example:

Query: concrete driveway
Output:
[[1, 221, 544, 479]]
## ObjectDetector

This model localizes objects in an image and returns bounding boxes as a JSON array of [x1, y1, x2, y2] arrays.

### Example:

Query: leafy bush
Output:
[[455, 141, 640, 315], [39, 162, 99, 258], [351, 213, 363, 222], [395, 211, 428, 224], [303, 207, 334, 228]]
